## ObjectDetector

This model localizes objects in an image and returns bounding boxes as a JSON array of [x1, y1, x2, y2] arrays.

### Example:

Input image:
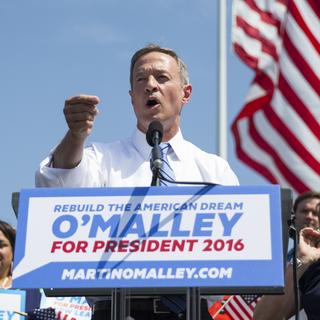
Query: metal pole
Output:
[[186, 287, 201, 320], [218, 0, 228, 160]]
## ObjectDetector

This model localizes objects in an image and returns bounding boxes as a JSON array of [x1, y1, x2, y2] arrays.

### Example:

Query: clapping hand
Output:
[[298, 227, 320, 265]]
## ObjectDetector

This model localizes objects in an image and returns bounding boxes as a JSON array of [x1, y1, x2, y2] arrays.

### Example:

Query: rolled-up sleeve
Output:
[[35, 145, 106, 188]]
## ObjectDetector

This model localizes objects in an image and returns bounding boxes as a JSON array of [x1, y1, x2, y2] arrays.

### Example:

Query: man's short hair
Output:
[[130, 44, 190, 88], [293, 191, 320, 213]]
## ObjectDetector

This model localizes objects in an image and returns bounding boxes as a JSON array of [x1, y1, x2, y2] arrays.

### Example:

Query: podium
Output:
[[12, 185, 292, 320]]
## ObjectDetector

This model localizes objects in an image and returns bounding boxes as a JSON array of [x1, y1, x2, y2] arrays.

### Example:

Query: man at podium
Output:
[[35, 44, 239, 320]]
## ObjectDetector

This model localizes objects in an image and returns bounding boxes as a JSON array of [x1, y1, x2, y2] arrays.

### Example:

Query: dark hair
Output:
[[293, 191, 320, 213], [130, 44, 189, 88], [0, 220, 16, 253]]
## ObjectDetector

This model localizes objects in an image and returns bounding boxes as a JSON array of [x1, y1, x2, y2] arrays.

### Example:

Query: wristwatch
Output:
[[290, 257, 303, 269]]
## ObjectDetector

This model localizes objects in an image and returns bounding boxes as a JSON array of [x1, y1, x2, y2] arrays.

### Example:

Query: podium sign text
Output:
[[13, 185, 284, 290]]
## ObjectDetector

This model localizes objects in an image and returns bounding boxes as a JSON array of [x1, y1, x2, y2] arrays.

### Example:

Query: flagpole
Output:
[[211, 295, 234, 319], [217, 0, 227, 159]]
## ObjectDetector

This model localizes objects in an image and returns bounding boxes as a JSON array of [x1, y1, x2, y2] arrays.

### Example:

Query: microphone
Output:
[[146, 120, 163, 147], [146, 121, 163, 185]]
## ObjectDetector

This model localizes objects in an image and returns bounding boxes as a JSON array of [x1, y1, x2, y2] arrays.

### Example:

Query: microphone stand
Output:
[[151, 171, 160, 186], [158, 172, 218, 187], [150, 134, 162, 186], [288, 213, 300, 320]]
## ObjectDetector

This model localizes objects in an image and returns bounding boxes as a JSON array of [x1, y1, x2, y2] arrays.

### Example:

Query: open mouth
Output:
[[146, 98, 160, 107]]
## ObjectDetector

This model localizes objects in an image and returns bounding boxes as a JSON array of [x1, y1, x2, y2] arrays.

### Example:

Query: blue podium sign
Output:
[[13, 185, 284, 290]]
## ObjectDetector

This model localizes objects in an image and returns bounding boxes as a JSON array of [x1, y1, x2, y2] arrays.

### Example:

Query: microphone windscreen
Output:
[[146, 121, 163, 146]]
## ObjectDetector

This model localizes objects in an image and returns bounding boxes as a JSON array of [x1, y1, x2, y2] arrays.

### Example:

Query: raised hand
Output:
[[298, 227, 320, 265], [52, 94, 100, 169], [64, 94, 100, 141]]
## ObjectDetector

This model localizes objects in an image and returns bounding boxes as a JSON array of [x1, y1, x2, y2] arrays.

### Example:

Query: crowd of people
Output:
[[253, 192, 320, 320], [2, 44, 320, 319]]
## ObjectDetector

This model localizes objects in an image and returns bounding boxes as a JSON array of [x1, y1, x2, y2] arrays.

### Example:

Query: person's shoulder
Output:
[[184, 140, 227, 163], [184, 140, 239, 185]]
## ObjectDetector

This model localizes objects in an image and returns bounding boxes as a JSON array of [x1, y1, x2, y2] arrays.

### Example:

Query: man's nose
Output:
[[306, 211, 315, 219], [145, 76, 158, 93]]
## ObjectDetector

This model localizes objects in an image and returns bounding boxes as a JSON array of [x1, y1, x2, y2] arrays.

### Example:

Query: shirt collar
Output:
[[131, 128, 151, 160], [167, 129, 185, 161], [130, 127, 186, 161]]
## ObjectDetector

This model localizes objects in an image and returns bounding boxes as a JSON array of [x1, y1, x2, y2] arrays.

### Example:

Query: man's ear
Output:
[[182, 84, 192, 104], [129, 90, 134, 105]]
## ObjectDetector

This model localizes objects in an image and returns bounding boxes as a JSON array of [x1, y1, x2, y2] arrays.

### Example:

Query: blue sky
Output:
[[1, 0, 267, 227]]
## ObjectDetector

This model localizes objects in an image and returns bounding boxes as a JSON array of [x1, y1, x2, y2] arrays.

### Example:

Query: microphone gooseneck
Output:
[[147, 121, 163, 186]]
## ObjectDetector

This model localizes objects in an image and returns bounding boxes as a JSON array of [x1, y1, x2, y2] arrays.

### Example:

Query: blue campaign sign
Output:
[[0, 289, 26, 320], [13, 185, 284, 290]]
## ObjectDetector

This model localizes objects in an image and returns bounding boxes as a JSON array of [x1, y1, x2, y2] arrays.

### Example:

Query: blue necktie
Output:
[[159, 143, 176, 186], [158, 144, 186, 315]]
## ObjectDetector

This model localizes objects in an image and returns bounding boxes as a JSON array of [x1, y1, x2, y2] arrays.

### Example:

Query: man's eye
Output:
[[157, 75, 168, 82]]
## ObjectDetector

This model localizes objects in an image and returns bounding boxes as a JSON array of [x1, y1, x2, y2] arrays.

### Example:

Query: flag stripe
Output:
[[285, 10, 320, 80], [280, 53, 320, 116], [233, 43, 259, 69], [290, 0, 320, 51], [233, 296, 255, 315], [235, 113, 320, 191], [232, 117, 284, 184], [241, 0, 281, 28], [283, 28, 320, 94], [224, 295, 256, 320], [232, 0, 284, 69], [254, 110, 320, 190], [264, 106, 320, 172], [232, 0, 320, 194], [236, 16, 278, 59], [271, 90, 320, 155], [226, 305, 247, 319], [234, 136, 279, 183], [305, 0, 320, 21], [248, 114, 309, 192], [234, 83, 320, 191], [277, 73, 320, 139], [208, 295, 259, 320]]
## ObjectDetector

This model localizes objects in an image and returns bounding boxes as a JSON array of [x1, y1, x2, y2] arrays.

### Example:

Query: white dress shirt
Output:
[[35, 128, 238, 306], [36, 128, 239, 187]]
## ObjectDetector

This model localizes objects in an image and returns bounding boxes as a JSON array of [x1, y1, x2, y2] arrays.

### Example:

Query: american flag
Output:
[[27, 308, 57, 320], [208, 295, 260, 320], [224, 295, 259, 320], [231, 0, 320, 194]]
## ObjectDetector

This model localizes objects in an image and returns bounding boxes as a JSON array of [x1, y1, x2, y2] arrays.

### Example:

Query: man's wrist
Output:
[[290, 257, 303, 269], [292, 255, 315, 271], [295, 258, 303, 268]]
